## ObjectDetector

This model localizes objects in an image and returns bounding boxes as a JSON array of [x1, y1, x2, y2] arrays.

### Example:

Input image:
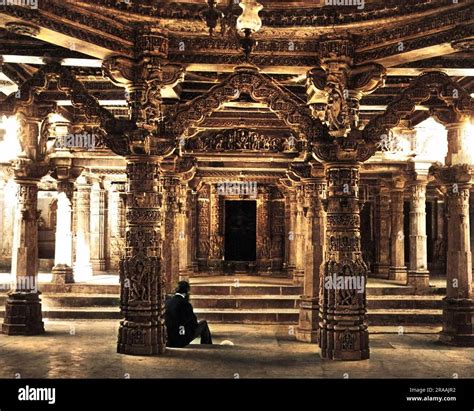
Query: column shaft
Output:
[[52, 180, 74, 284], [373, 185, 391, 278], [319, 164, 369, 360], [74, 177, 93, 281], [90, 182, 107, 272], [117, 158, 165, 355], [296, 179, 326, 343], [2, 179, 44, 335], [389, 188, 407, 281], [208, 184, 223, 270], [293, 187, 305, 283], [407, 183, 430, 291]]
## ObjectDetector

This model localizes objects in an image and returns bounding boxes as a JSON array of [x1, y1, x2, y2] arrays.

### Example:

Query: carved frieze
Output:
[[185, 129, 300, 152]]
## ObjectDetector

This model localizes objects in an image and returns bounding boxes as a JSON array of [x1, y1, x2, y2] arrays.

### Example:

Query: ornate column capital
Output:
[[308, 37, 385, 137], [430, 163, 472, 188], [311, 131, 376, 164], [391, 173, 407, 191], [50, 153, 83, 182], [11, 157, 49, 182]]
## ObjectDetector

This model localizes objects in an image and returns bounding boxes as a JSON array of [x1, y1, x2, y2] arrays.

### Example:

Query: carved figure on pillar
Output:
[[118, 159, 165, 355]]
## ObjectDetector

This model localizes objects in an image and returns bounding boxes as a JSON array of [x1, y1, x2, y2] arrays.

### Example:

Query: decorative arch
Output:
[[363, 71, 473, 142], [167, 66, 327, 142], [0, 62, 135, 156]]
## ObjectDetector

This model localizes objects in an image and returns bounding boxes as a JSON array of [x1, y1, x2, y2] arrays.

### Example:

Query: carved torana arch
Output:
[[0, 62, 137, 157], [363, 71, 474, 142], [167, 66, 327, 142]]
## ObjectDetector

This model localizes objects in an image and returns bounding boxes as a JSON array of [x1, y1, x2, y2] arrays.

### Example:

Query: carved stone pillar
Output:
[[177, 184, 188, 277], [208, 183, 224, 270], [470, 191, 474, 276], [312, 135, 375, 361], [257, 186, 271, 273], [179, 185, 198, 276], [293, 186, 305, 283], [388, 176, 408, 282], [0, 176, 15, 269], [407, 181, 430, 291], [373, 183, 391, 278], [432, 164, 474, 346], [2, 158, 48, 335], [90, 179, 107, 272], [107, 182, 126, 272], [287, 190, 297, 275], [296, 175, 326, 343], [52, 180, 75, 284], [117, 158, 165, 355], [318, 162, 369, 360], [187, 189, 198, 274], [73, 175, 93, 282], [161, 175, 180, 293]]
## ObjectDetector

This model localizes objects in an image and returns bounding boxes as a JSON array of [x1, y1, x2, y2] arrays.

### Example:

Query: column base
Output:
[[372, 264, 390, 279], [207, 259, 224, 273], [293, 269, 304, 285], [295, 297, 319, 343], [286, 264, 296, 274], [319, 327, 370, 361], [407, 270, 430, 293], [2, 292, 45, 335], [51, 264, 74, 284], [388, 266, 408, 282], [439, 298, 474, 347], [91, 260, 107, 273], [257, 259, 272, 274], [117, 320, 166, 356]]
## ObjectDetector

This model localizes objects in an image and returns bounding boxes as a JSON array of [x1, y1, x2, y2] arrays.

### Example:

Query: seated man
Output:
[[164, 281, 213, 348]]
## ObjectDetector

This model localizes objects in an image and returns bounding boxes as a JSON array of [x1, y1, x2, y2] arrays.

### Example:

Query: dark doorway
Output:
[[225, 201, 257, 261]]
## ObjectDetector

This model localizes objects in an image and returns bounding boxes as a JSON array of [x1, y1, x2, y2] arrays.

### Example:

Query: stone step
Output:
[[191, 308, 443, 325], [0, 293, 443, 310], [40, 284, 120, 295], [0, 305, 442, 325], [190, 295, 443, 310], [190, 295, 300, 309], [0, 294, 120, 307], [0, 307, 121, 320], [189, 284, 303, 296], [367, 295, 444, 309]]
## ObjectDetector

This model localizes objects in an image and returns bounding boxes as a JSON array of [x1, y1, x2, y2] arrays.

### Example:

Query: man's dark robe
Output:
[[164, 294, 198, 348]]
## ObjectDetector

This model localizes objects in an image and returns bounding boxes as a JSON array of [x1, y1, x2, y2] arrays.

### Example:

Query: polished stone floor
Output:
[[0, 321, 472, 379]]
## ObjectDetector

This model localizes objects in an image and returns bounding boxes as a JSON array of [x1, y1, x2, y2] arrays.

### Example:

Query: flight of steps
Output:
[[190, 282, 445, 326], [0, 281, 445, 326]]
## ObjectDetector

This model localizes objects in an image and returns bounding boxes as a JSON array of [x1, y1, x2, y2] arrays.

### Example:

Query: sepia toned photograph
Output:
[[0, 0, 472, 409]]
